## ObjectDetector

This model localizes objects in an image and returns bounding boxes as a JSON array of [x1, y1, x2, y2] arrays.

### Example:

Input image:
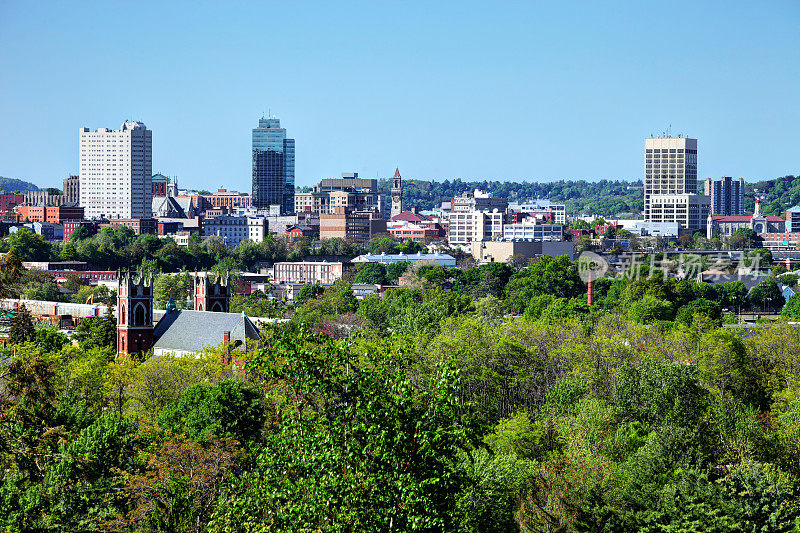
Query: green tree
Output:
[[730, 228, 760, 249], [781, 294, 800, 320], [750, 278, 785, 312], [153, 272, 193, 309], [158, 379, 265, 445], [9, 304, 35, 344], [614, 357, 709, 431], [4, 229, 53, 261], [675, 298, 723, 327], [73, 309, 116, 351], [353, 262, 388, 285], [295, 283, 324, 304], [69, 226, 91, 242], [44, 413, 141, 530], [60, 240, 79, 261], [504, 255, 584, 314], [628, 295, 674, 323], [35, 328, 69, 352], [212, 328, 476, 531]]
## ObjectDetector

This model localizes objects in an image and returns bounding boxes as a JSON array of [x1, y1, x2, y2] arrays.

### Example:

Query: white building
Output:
[[79, 121, 152, 219], [502, 220, 563, 241], [615, 220, 680, 237], [448, 209, 505, 246], [510, 200, 567, 224], [203, 214, 248, 248], [351, 252, 457, 268], [247, 216, 269, 243]]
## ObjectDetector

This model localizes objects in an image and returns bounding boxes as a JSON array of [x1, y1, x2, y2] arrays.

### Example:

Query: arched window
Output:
[[120, 304, 126, 325], [133, 302, 146, 326], [211, 301, 223, 312]]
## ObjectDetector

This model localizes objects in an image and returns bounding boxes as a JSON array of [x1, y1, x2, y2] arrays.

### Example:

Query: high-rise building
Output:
[[704, 176, 745, 216], [63, 175, 79, 204], [252, 116, 295, 214], [644, 137, 709, 232], [79, 121, 152, 219]]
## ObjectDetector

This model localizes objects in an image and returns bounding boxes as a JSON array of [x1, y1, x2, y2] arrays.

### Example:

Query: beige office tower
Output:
[[63, 175, 80, 204], [644, 137, 709, 232]]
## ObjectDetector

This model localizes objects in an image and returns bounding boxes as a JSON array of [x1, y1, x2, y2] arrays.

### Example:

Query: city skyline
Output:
[[1, 1, 798, 190]]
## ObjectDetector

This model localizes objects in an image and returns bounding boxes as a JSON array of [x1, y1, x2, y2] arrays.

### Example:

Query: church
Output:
[[116, 272, 261, 357]]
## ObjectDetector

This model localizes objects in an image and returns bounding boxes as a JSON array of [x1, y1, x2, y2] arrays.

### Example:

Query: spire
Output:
[[394, 168, 401, 178]]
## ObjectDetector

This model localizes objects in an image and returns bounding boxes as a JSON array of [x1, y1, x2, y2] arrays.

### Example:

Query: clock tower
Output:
[[390, 167, 403, 218]]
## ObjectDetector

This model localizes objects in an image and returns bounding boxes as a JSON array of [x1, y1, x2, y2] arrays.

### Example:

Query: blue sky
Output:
[[1, 1, 798, 190]]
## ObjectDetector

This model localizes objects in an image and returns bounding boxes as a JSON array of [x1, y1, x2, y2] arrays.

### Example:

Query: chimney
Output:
[[223, 331, 231, 363], [587, 279, 594, 306]]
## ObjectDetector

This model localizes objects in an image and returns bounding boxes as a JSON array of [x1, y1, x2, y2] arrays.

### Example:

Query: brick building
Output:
[[0, 192, 24, 212], [98, 218, 157, 235], [14, 204, 84, 224]]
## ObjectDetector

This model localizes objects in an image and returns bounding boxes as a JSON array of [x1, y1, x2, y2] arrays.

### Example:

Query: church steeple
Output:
[[117, 271, 154, 355]]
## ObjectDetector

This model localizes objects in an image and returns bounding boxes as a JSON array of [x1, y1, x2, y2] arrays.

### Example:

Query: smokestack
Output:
[[587, 278, 594, 306], [223, 331, 231, 363]]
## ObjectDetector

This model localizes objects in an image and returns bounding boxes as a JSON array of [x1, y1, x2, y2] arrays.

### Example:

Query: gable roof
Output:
[[390, 210, 431, 223], [152, 196, 187, 218], [152, 310, 261, 353]]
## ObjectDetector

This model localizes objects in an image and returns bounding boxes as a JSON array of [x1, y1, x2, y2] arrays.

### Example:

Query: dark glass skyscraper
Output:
[[252, 116, 295, 213]]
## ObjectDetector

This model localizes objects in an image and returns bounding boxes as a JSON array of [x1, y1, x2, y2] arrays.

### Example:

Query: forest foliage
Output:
[[3, 248, 800, 531]]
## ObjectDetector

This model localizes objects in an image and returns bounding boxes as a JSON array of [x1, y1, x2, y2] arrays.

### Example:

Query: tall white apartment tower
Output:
[[79, 121, 152, 219], [644, 136, 709, 232]]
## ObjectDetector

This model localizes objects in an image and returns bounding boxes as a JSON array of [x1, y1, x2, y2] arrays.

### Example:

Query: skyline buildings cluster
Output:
[[63, 115, 766, 232]]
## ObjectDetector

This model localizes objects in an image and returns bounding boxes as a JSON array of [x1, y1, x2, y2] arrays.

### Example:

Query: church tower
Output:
[[390, 167, 403, 218], [193, 273, 230, 313], [117, 271, 154, 355]]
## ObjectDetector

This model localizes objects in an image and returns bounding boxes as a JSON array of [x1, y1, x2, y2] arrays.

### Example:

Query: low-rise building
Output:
[[388, 223, 442, 242], [23, 190, 67, 206], [286, 224, 316, 241], [63, 220, 98, 241], [98, 218, 157, 235], [470, 240, 575, 264], [0, 192, 24, 212], [502, 220, 563, 241], [320, 208, 387, 243], [448, 209, 505, 246], [14, 204, 85, 224], [203, 214, 249, 248], [157, 221, 183, 235], [509, 199, 567, 224], [10, 222, 63, 241], [201, 189, 252, 210], [351, 252, 457, 267], [247, 216, 269, 243], [272, 261, 344, 284]]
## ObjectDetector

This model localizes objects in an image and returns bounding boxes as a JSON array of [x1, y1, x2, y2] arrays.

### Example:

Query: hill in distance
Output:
[[0, 176, 39, 193]]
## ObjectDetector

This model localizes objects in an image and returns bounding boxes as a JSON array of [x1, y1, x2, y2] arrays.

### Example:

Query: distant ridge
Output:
[[0, 176, 39, 193]]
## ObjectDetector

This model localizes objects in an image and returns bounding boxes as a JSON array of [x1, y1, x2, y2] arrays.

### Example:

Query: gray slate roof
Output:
[[152, 310, 261, 353]]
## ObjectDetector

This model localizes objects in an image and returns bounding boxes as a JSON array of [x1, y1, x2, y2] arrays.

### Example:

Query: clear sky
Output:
[[1, 1, 798, 191]]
